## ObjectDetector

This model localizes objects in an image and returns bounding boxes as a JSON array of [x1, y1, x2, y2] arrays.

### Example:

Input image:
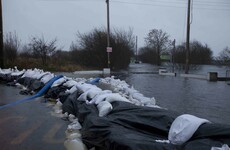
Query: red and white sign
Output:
[[106, 47, 112, 53]]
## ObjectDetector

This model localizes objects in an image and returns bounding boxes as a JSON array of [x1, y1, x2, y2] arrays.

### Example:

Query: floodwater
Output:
[[120, 63, 230, 125], [59, 63, 230, 125]]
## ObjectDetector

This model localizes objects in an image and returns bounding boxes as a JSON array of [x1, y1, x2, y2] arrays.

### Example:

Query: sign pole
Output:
[[185, 0, 191, 74], [0, 0, 4, 68], [106, 0, 111, 68]]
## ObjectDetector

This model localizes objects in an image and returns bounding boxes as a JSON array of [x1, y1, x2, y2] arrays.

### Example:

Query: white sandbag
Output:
[[22, 69, 36, 78], [66, 132, 82, 140], [97, 101, 113, 117], [36, 72, 49, 80], [64, 139, 87, 150], [30, 69, 42, 79], [63, 80, 78, 88], [94, 93, 112, 105], [123, 87, 139, 96], [66, 86, 78, 94], [211, 144, 230, 150], [40, 73, 54, 84], [11, 70, 25, 76], [105, 93, 131, 103], [76, 83, 97, 93], [67, 121, 82, 131], [168, 114, 210, 145], [77, 92, 88, 101], [140, 97, 156, 105], [87, 88, 102, 99], [145, 104, 161, 109], [68, 114, 78, 123], [0, 68, 12, 74], [51, 77, 66, 88], [155, 140, 170, 144], [131, 92, 156, 105], [77, 88, 102, 102], [53, 101, 63, 114], [129, 95, 142, 106], [88, 90, 112, 105]]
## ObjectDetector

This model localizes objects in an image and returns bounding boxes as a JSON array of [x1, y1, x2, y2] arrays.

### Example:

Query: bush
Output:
[[71, 27, 135, 70]]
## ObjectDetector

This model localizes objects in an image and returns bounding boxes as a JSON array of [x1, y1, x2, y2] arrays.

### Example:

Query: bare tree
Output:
[[139, 46, 158, 64], [19, 44, 32, 58], [145, 29, 171, 65], [174, 41, 213, 65], [73, 27, 134, 69], [216, 47, 230, 65], [29, 36, 57, 66], [4, 32, 20, 66]]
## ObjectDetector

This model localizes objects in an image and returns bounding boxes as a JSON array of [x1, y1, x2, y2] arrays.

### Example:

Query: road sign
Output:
[[107, 47, 112, 53]]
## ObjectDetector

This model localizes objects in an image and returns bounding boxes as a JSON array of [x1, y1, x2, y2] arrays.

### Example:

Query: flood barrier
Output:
[[0, 75, 63, 110]]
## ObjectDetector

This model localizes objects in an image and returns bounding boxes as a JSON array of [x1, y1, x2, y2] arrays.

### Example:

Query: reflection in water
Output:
[[116, 63, 230, 125]]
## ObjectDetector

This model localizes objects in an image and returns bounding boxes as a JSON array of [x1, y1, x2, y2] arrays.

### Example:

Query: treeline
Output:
[[69, 28, 134, 70], [3, 28, 230, 71], [173, 41, 212, 65], [214, 46, 230, 65], [3, 28, 135, 71], [139, 29, 230, 66]]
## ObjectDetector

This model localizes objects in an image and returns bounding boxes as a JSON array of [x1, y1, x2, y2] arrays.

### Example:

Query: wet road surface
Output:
[[0, 85, 68, 150]]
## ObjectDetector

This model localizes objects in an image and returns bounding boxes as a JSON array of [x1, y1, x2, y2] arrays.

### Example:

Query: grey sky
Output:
[[3, 0, 230, 56]]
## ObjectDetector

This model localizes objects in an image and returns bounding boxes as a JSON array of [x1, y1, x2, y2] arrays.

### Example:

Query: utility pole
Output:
[[185, 0, 191, 74], [172, 39, 176, 73], [106, 0, 111, 68], [0, 0, 4, 68], [135, 36, 138, 62]]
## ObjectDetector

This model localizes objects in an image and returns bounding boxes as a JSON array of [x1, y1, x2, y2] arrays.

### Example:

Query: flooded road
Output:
[[58, 63, 230, 125], [121, 63, 230, 125]]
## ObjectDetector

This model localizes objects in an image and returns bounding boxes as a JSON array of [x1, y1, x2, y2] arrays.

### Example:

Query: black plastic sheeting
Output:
[[17, 77, 45, 94], [44, 85, 70, 100], [0, 75, 44, 94], [62, 93, 230, 150], [0, 73, 23, 83]]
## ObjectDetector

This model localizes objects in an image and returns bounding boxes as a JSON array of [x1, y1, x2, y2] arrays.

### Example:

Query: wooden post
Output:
[[0, 0, 4, 68], [185, 0, 191, 74], [106, 0, 111, 68]]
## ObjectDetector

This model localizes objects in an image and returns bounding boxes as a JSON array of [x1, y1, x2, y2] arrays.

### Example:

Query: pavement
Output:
[[0, 84, 68, 150]]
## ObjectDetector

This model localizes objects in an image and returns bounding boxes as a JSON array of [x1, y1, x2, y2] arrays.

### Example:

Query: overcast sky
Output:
[[3, 0, 230, 56]]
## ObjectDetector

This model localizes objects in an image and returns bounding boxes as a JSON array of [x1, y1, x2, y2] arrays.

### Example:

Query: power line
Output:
[[38, 0, 103, 2], [113, 0, 230, 7], [111, 0, 230, 11], [111, 1, 186, 8], [141, 0, 230, 5], [39, 0, 230, 7]]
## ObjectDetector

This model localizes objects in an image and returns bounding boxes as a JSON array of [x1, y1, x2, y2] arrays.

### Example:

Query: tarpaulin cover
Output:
[[62, 94, 230, 150], [17, 77, 44, 91], [45, 86, 69, 100], [0, 73, 23, 83]]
